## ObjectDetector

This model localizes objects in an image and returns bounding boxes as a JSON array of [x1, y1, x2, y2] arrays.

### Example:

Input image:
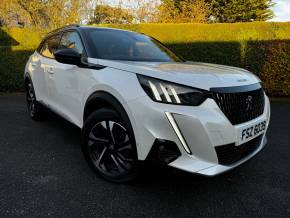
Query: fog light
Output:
[[146, 139, 181, 164]]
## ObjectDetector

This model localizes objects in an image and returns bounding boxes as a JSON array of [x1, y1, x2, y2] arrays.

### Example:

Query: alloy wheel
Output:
[[87, 120, 135, 177]]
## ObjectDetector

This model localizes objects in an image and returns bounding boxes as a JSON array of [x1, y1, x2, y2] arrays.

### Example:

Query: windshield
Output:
[[86, 29, 184, 62]]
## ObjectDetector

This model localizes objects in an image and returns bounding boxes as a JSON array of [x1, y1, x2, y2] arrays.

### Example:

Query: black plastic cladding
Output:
[[215, 135, 263, 165], [146, 139, 181, 164]]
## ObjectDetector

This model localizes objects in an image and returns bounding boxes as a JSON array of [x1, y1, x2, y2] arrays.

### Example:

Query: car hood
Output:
[[88, 58, 260, 91]]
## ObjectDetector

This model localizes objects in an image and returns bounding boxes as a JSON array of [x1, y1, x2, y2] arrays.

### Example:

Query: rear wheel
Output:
[[25, 79, 44, 120], [82, 109, 138, 183]]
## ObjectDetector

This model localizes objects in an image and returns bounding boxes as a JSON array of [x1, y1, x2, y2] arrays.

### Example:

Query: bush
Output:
[[1, 22, 290, 95], [0, 28, 46, 92]]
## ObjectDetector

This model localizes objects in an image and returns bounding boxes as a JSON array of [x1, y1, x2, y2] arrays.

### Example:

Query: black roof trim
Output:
[[47, 24, 80, 36]]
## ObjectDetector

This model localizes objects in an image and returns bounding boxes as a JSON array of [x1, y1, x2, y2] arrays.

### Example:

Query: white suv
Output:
[[25, 25, 270, 182]]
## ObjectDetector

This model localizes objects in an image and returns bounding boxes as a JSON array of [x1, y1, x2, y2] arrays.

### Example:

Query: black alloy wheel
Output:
[[82, 109, 138, 182]]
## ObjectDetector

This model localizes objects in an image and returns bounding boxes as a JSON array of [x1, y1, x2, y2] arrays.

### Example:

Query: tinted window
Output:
[[40, 34, 61, 58], [86, 29, 183, 62], [59, 31, 84, 54]]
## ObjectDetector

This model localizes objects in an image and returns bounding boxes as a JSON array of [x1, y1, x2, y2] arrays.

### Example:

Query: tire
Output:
[[25, 79, 44, 121], [82, 108, 139, 183]]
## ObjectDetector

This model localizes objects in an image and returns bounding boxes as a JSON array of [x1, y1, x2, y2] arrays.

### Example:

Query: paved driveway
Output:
[[0, 94, 289, 217]]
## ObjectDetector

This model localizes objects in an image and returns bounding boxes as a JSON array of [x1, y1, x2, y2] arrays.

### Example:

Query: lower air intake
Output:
[[146, 139, 181, 164], [215, 135, 263, 165]]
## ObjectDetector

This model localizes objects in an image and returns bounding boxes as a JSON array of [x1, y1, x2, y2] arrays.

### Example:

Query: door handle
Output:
[[47, 66, 54, 74]]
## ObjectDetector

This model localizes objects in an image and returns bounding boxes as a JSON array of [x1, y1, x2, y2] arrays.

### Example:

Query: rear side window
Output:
[[59, 31, 84, 54], [40, 34, 61, 59]]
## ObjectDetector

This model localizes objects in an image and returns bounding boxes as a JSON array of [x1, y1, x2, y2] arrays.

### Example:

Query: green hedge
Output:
[[0, 28, 47, 92], [1, 22, 290, 95]]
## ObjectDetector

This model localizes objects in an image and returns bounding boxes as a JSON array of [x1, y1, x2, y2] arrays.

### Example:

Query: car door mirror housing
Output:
[[54, 48, 82, 66]]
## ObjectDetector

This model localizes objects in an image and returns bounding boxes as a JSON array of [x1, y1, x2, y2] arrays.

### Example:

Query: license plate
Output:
[[237, 120, 267, 145]]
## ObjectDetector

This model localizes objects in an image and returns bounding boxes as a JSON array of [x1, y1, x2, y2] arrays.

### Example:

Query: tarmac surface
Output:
[[0, 94, 289, 217]]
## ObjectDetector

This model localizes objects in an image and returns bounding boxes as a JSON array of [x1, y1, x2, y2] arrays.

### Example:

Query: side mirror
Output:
[[54, 48, 82, 66]]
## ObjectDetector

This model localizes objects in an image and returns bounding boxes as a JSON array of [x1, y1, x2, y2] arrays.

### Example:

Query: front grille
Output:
[[211, 86, 265, 125], [215, 135, 263, 165]]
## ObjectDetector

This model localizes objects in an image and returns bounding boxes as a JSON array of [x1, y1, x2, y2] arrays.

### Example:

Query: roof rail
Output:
[[62, 24, 80, 28], [48, 24, 80, 35]]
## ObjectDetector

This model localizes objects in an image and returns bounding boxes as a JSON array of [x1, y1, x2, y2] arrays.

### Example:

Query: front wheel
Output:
[[82, 109, 139, 183]]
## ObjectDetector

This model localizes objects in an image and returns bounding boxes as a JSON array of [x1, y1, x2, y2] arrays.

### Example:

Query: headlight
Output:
[[137, 75, 208, 106]]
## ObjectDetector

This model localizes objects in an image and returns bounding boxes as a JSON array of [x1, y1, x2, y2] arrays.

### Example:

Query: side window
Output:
[[40, 34, 61, 59], [59, 31, 84, 54]]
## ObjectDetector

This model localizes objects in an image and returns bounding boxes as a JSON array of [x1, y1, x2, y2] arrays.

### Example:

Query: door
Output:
[[48, 31, 86, 125], [38, 34, 62, 106]]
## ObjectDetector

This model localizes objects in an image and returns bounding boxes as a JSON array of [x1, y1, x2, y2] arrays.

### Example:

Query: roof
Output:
[[47, 24, 136, 37]]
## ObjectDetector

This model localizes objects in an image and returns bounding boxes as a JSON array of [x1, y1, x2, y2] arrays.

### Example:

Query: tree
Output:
[[0, 0, 90, 28], [0, 0, 42, 27], [127, 0, 159, 23], [45, 0, 88, 29], [206, 0, 275, 23], [158, 0, 209, 23], [90, 4, 133, 24]]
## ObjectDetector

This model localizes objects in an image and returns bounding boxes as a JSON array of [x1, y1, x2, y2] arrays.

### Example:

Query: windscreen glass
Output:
[[87, 29, 183, 62]]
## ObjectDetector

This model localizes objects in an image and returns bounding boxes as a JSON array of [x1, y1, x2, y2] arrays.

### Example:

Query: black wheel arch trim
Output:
[[84, 91, 124, 119], [24, 72, 32, 83], [24, 73, 36, 94], [83, 91, 137, 155], [24, 73, 42, 104], [84, 91, 134, 133]]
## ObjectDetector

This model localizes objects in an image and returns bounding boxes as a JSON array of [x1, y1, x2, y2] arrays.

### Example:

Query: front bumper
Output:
[[170, 135, 267, 176], [124, 94, 270, 176]]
